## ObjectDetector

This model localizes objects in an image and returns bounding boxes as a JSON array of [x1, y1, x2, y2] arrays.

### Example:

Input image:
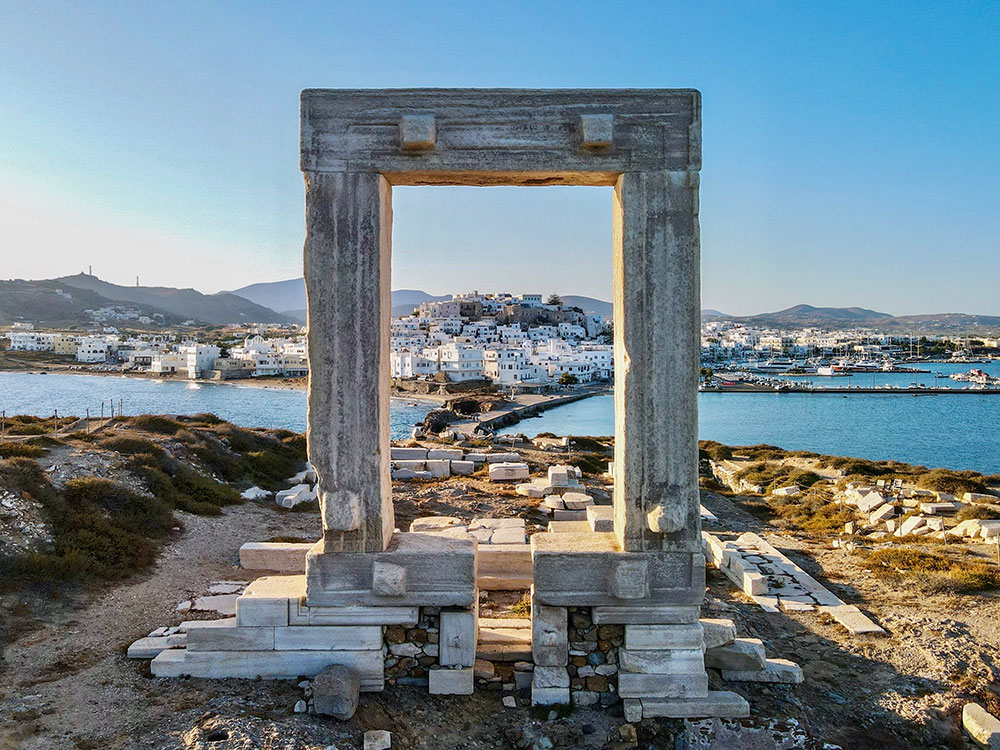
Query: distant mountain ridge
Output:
[[709, 304, 1000, 332], [229, 279, 450, 321], [54, 274, 295, 325]]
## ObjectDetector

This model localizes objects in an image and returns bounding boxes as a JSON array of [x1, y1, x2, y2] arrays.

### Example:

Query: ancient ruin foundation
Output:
[[150, 88, 747, 719]]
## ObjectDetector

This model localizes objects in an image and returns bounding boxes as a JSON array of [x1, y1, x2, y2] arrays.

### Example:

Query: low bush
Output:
[[956, 505, 1000, 521], [863, 546, 1000, 594], [0, 443, 47, 458], [0, 464, 176, 586], [128, 415, 183, 435], [99, 436, 163, 456], [567, 436, 612, 453], [566, 453, 607, 475]]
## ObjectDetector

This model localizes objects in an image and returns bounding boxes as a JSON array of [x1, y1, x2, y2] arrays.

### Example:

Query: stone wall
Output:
[[567, 607, 621, 707], [383, 608, 440, 687]]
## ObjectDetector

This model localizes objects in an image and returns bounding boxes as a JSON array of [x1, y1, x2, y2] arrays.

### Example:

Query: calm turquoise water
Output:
[[500, 361, 1000, 474], [3, 364, 1000, 473], [0, 373, 430, 441]]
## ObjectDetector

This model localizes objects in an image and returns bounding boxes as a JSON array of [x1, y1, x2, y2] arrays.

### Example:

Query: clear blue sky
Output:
[[1, 1, 997, 315]]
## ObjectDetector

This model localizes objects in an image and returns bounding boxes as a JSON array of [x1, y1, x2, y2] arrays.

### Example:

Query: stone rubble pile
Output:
[[0, 489, 53, 556], [389, 445, 522, 481], [703, 531, 885, 635]]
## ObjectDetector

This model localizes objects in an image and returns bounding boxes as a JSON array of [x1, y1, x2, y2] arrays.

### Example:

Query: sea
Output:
[[2, 363, 1000, 474]]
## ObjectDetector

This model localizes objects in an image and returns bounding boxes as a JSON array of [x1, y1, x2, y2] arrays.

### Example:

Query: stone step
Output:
[[478, 618, 530, 629], [476, 620, 532, 661], [150, 647, 385, 690], [478, 627, 532, 645]]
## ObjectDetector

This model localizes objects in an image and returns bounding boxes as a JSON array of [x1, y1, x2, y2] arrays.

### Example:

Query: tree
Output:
[[700, 367, 714, 381], [546, 293, 562, 306], [598, 323, 613, 345], [558, 372, 579, 386]]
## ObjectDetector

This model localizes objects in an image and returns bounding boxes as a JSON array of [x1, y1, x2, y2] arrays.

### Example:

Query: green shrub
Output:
[[0, 443, 47, 458], [956, 505, 1000, 521], [99, 436, 163, 456], [128, 415, 183, 435], [567, 436, 612, 453], [566, 453, 607, 475], [699, 441, 734, 462]]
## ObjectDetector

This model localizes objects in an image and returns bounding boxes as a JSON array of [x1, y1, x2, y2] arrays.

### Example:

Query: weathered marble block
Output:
[[305, 533, 477, 607], [531, 532, 704, 607]]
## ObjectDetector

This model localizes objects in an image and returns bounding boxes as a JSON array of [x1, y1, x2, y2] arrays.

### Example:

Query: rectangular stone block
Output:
[[639, 691, 750, 719], [592, 605, 700, 625], [186, 623, 275, 652], [393, 460, 426, 471], [703, 638, 765, 671], [274, 625, 382, 651], [150, 647, 384, 689], [439, 608, 477, 667], [427, 448, 463, 460], [963, 703, 1000, 748], [488, 462, 530, 481], [428, 667, 474, 695], [451, 460, 475, 476], [236, 575, 305, 626], [547, 520, 590, 533], [305, 533, 477, 607], [532, 595, 568, 667], [625, 624, 704, 650], [619, 648, 705, 675], [531, 686, 570, 705], [239, 542, 313, 573], [478, 543, 532, 580], [288, 600, 419, 627], [587, 505, 614, 532], [127, 634, 186, 658], [390, 447, 427, 460], [618, 671, 709, 699], [699, 619, 736, 649], [531, 533, 703, 607], [532, 666, 569, 688], [721, 658, 803, 684], [425, 459, 451, 478]]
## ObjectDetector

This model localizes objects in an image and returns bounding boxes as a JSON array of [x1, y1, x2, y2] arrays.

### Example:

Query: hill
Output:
[[713, 304, 1000, 332], [229, 280, 450, 322], [55, 274, 293, 326], [560, 295, 612, 317], [0, 279, 181, 327]]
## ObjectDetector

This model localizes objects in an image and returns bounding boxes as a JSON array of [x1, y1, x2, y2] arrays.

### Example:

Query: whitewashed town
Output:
[[3, 291, 614, 387], [6, 292, 1000, 391]]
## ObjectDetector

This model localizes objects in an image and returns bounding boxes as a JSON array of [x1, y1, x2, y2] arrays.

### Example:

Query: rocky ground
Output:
[[2, 432, 1000, 749]]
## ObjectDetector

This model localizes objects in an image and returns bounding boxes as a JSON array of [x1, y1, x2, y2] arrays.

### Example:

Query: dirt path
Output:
[[0, 503, 319, 750]]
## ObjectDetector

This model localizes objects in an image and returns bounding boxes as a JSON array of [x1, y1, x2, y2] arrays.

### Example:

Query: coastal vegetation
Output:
[[862, 546, 1000, 594], [0, 413, 307, 590]]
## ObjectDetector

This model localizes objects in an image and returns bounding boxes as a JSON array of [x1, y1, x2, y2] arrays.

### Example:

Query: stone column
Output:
[[612, 170, 701, 553], [304, 171, 394, 553]]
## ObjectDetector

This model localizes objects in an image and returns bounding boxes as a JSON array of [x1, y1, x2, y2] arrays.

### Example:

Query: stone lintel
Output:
[[305, 533, 477, 607], [301, 88, 701, 176], [531, 532, 703, 608]]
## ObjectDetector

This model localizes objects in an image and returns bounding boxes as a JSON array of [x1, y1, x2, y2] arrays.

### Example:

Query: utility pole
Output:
[[86, 408, 90, 434]]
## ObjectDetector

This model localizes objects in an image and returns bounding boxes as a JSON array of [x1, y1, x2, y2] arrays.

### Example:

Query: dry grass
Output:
[[862, 546, 1000, 593]]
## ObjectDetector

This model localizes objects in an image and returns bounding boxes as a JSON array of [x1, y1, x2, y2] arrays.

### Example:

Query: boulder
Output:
[[311, 664, 361, 720]]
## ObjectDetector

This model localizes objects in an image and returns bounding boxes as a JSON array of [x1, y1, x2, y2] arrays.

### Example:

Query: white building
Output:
[[76, 336, 115, 363]]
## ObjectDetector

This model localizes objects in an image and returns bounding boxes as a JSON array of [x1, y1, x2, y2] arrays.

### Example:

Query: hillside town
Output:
[[5, 292, 1000, 388], [1, 292, 613, 387]]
